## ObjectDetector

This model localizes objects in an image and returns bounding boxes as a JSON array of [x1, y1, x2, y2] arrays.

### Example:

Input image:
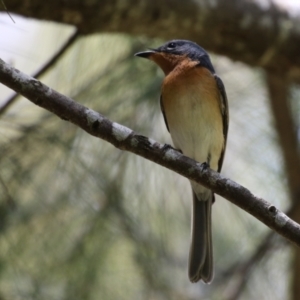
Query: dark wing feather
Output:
[[214, 74, 229, 172], [160, 95, 170, 132]]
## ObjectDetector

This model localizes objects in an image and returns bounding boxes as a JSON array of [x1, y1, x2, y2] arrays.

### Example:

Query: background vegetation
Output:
[[1, 1, 300, 299]]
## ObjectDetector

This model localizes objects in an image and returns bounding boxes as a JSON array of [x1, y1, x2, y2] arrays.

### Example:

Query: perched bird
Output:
[[135, 40, 229, 283]]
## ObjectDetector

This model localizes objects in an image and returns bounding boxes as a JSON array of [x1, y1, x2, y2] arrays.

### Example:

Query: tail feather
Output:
[[188, 191, 213, 283]]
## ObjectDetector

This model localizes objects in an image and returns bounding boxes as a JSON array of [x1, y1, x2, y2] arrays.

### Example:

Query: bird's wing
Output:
[[214, 74, 229, 172], [160, 94, 170, 132]]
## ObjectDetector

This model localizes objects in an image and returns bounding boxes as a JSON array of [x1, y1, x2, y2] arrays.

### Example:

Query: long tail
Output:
[[188, 191, 213, 283]]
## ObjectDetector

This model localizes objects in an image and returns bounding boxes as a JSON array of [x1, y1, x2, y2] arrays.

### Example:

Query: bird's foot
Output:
[[161, 143, 182, 153], [200, 161, 210, 170]]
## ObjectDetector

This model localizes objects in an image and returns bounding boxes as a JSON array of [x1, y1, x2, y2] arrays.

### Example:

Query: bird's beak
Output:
[[134, 49, 157, 59]]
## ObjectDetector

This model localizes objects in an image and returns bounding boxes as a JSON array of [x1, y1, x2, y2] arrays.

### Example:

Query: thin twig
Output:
[[1, 0, 15, 23], [0, 29, 80, 116], [216, 205, 296, 299], [222, 231, 278, 300]]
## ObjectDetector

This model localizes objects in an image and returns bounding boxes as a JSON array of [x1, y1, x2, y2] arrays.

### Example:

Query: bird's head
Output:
[[135, 39, 215, 75]]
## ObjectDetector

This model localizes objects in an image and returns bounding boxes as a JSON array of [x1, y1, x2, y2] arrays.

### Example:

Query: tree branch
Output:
[[266, 72, 300, 300], [221, 231, 279, 300], [1, 58, 300, 246], [266, 73, 300, 206], [4, 0, 300, 80], [0, 29, 80, 116]]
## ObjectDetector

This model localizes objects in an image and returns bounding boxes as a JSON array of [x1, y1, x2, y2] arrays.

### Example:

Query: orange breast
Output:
[[161, 63, 224, 170], [163, 62, 219, 103]]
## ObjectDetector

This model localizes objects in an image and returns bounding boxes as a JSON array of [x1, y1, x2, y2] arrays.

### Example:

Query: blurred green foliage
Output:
[[0, 33, 295, 299]]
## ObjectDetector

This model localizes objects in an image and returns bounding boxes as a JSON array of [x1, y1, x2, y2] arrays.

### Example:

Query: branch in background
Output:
[[1, 58, 300, 247], [0, 29, 80, 116], [266, 73, 300, 206], [3, 0, 300, 80], [1, 0, 15, 23], [221, 231, 279, 300], [266, 72, 300, 300], [218, 204, 298, 299]]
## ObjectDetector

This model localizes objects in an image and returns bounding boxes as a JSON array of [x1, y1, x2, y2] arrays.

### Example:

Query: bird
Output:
[[135, 40, 229, 283]]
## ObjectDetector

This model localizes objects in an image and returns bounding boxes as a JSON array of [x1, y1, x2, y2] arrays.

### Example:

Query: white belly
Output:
[[163, 88, 224, 199]]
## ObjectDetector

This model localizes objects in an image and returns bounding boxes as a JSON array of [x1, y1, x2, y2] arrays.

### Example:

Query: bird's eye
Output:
[[167, 42, 176, 49]]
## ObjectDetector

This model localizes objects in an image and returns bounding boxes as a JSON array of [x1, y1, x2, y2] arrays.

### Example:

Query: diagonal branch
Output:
[[217, 204, 297, 298], [1, 58, 300, 246], [0, 29, 80, 116], [221, 231, 279, 300]]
